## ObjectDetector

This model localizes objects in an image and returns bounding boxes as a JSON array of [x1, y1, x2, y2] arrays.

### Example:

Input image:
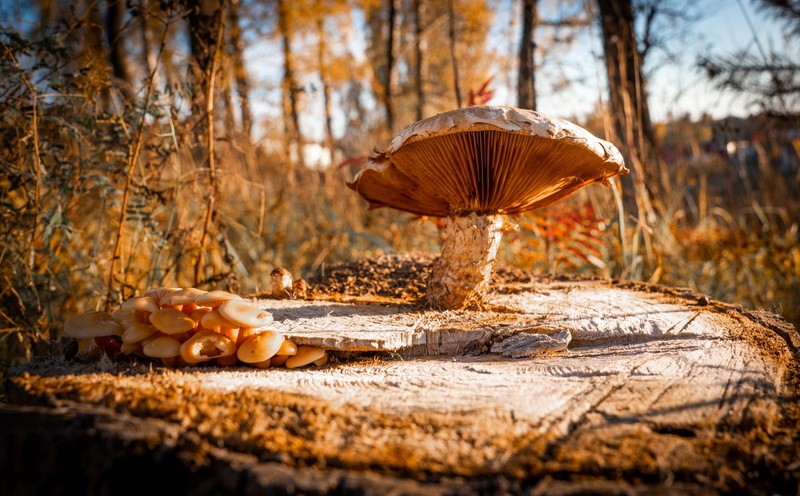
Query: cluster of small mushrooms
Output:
[[64, 287, 326, 369], [349, 105, 627, 309]]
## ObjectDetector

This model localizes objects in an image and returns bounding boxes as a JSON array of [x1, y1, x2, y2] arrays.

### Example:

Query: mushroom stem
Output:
[[426, 212, 503, 309]]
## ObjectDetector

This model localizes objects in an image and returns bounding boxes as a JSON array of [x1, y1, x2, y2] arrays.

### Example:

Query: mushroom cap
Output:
[[159, 287, 208, 307], [142, 287, 182, 305], [142, 335, 181, 358], [64, 311, 124, 339], [237, 330, 284, 364], [219, 300, 273, 328], [180, 330, 236, 364], [285, 345, 327, 369], [119, 296, 159, 314], [121, 321, 158, 344], [149, 307, 197, 334], [348, 106, 628, 217], [194, 290, 242, 307], [199, 309, 238, 331]]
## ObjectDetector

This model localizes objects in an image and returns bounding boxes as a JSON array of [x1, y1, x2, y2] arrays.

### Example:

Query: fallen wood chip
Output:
[[491, 328, 573, 357]]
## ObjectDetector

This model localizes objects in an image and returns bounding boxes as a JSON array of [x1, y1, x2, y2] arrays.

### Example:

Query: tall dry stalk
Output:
[[104, 12, 173, 309]]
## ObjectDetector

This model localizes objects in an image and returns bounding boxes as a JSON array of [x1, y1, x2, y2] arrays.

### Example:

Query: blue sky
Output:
[[515, 0, 797, 122]]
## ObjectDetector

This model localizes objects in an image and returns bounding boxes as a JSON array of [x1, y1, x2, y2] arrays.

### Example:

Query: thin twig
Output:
[[2, 38, 46, 329], [609, 177, 627, 277], [105, 10, 173, 309]]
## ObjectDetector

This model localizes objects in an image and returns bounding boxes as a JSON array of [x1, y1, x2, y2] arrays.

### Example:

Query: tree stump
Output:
[[2, 267, 799, 495]]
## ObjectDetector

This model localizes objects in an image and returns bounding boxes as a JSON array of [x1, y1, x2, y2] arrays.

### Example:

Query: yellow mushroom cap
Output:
[[149, 308, 197, 334], [236, 330, 284, 364], [218, 300, 273, 328], [180, 330, 236, 364], [200, 309, 238, 331], [119, 296, 159, 314], [111, 306, 141, 328], [159, 287, 208, 307], [119, 341, 141, 355], [276, 339, 297, 356], [189, 307, 213, 322], [142, 336, 181, 358], [194, 290, 243, 307], [121, 321, 158, 344], [285, 346, 326, 368], [64, 311, 124, 339], [142, 287, 182, 304]]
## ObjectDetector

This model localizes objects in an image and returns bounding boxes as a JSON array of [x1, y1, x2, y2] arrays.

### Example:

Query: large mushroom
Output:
[[348, 105, 628, 309]]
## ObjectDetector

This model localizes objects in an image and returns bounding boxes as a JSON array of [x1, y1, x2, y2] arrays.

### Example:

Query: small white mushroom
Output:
[[271, 267, 293, 299]]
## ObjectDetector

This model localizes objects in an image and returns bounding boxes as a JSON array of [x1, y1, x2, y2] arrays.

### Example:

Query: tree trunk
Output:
[[597, 0, 660, 273], [384, 0, 396, 131], [274, 0, 303, 265], [187, 0, 223, 134], [517, 0, 537, 110], [228, 0, 253, 139], [4, 270, 798, 494], [104, 0, 133, 98], [447, 0, 462, 108], [277, 0, 304, 169], [413, 0, 426, 121], [193, 0, 227, 286], [316, 14, 336, 165]]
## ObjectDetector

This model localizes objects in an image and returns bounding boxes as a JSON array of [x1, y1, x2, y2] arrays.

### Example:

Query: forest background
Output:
[[1, 0, 798, 367]]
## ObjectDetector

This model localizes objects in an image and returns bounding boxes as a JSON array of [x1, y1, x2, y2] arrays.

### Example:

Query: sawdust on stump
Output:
[[308, 253, 531, 302], [2, 254, 800, 495]]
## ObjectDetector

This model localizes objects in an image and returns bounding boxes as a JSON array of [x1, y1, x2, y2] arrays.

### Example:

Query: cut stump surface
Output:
[[3, 272, 799, 495]]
